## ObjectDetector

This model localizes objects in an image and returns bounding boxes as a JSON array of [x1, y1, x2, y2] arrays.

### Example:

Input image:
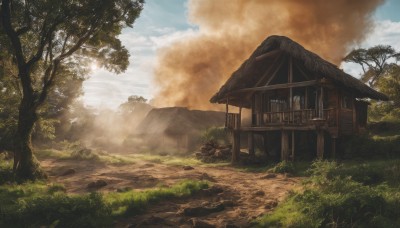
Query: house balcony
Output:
[[226, 108, 337, 132]]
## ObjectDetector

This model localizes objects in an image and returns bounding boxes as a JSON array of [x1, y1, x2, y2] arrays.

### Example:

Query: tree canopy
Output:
[[0, 0, 144, 179]]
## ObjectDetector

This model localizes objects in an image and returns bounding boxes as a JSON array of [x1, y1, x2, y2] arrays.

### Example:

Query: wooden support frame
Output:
[[281, 130, 289, 161], [248, 132, 255, 157], [256, 54, 285, 87], [236, 80, 318, 93], [317, 129, 324, 159]]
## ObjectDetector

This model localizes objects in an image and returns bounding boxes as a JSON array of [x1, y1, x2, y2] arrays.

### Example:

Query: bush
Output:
[[201, 127, 230, 145], [269, 161, 295, 174], [257, 160, 400, 227]]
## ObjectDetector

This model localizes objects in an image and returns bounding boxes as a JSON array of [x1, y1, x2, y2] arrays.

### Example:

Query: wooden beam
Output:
[[225, 98, 229, 128], [232, 131, 241, 164], [248, 132, 255, 157], [332, 137, 336, 159], [291, 130, 295, 161], [317, 130, 324, 159], [294, 61, 311, 80], [235, 80, 318, 94], [255, 49, 281, 61], [255, 54, 284, 87], [281, 131, 289, 161]]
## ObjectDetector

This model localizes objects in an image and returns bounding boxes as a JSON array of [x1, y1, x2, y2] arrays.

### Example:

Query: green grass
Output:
[[255, 160, 400, 228], [126, 153, 229, 167], [35, 148, 136, 165], [0, 180, 209, 228], [238, 161, 311, 176]]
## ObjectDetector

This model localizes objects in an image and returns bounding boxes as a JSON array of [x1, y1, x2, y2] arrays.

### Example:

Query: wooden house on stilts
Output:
[[210, 36, 388, 162]]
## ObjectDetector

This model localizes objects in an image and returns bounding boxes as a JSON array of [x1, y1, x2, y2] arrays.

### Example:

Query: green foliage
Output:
[[269, 161, 295, 174], [341, 131, 400, 159], [0, 180, 209, 227], [256, 160, 400, 227], [105, 180, 209, 216], [201, 127, 230, 145]]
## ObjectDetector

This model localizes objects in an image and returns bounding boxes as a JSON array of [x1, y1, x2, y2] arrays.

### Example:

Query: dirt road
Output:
[[41, 157, 299, 227]]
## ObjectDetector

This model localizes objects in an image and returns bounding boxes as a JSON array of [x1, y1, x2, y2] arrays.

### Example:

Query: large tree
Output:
[[0, 0, 144, 179], [344, 45, 400, 87]]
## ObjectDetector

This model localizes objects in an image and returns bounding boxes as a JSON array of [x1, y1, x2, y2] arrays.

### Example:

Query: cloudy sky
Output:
[[82, 0, 400, 109]]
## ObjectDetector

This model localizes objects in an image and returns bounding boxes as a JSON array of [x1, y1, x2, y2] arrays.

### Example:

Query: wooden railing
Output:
[[260, 108, 337, 126], [226, 113, 241, 130]]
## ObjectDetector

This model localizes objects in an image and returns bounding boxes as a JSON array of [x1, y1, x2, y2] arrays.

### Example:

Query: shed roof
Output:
[[135, 107, 225, 136]]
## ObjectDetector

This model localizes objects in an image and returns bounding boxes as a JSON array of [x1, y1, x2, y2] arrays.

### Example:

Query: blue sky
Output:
[[82, 0, 400, 109]]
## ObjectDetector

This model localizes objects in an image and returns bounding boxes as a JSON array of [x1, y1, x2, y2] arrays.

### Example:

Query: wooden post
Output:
[[332, 137, 336, 160], [263, 132, 269, 158], [232, 130, 240, 164], [317, 130, 324, 159], [291, 131, 295, 161], [281, 131, 289, 161], [225, 98, 229, 128], [248, 132, 255, 157]]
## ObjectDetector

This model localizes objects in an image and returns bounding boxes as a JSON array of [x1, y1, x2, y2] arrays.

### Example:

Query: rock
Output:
[[183, 203, 225, 217], [183, 165, 194, 170], [140, 215, 165, 225], [87, 180, 107, 189], [190, 219, 215, 228], [208, 148, 216, 155], [253, 190, 265, 196], [261, 173, 277, 179], [60, 168, 76, 176], [264, 200, 278, 209]]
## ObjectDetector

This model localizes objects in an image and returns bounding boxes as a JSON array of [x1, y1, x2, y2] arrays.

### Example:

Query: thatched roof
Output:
[[210, 35, 388, 106], [135, 107, 225, 136]]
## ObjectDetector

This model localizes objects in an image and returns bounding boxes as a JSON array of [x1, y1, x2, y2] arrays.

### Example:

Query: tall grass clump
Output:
[[0, 180, 209, 227], [256, 160, 400, 228]]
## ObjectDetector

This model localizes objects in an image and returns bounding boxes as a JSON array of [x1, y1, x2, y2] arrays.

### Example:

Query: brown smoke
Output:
[[153, 0, 384, 110]]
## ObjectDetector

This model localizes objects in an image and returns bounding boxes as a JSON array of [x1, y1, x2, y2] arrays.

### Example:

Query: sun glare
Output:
[[90, 62, 98, 71]]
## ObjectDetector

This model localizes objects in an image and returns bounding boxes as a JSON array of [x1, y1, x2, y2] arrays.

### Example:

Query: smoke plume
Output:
[[153, 0, 384, 110]]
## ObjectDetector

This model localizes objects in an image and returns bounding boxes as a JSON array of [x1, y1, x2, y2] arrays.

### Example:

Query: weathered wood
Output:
[[291, 131, 295, 161], [316, 130, 324, 159], [281, 131, 289, 161], [248, 132, 255, 157], [225, 98, 229, 128], [331, 137, 336, 159], [232, 131, 241, 164], [236, 80, 318, 94], [258, 55, 285, 86], [255, 49, 281, 61]]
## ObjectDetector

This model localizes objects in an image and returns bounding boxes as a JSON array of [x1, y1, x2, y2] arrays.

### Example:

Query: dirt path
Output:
[[41, 157, 300, 227]]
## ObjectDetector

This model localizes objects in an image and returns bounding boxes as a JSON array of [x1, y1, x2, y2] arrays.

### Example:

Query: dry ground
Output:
[[40, 156, 300, 227]]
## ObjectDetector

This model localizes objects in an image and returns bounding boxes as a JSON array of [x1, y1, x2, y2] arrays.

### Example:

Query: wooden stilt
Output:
[[263, 132, 269, 158], [317, 130, 324, 159], [232, 131, 240, 164], [291, 131, 295, 161], [332, 137, 336, 160], [248, 132, 255, 157], [281, 131, 289, 161]]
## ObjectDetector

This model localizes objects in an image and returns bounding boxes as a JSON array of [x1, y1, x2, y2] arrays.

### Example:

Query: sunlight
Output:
[[90, 62, 98, 71]]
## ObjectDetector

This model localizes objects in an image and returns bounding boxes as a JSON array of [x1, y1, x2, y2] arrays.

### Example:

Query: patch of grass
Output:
[[0, 180, 209, 227], [127, 154, 228, 167], [239, 161, 311, 176], [0, 154, 14, 184], [105, 180, 209, 216], [256, 160, 400, 227]]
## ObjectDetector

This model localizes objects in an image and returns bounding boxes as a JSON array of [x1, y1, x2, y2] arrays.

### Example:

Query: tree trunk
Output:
[[13, 96, 46, 180]]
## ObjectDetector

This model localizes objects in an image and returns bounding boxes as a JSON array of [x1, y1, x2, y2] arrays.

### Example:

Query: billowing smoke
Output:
[[153, 0, 384, 110]]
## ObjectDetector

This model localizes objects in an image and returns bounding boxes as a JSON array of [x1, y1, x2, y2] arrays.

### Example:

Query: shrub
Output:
[[257, 160, 400, 227], [269, 161, 295, 174], [201, 127, 230, 145]]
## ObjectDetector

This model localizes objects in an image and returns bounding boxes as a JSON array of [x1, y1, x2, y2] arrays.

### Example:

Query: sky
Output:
[[82, 0, 400, 109]]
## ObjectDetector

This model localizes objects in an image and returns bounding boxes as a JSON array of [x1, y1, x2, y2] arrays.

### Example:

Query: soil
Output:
[[40, 157, 300, 228]]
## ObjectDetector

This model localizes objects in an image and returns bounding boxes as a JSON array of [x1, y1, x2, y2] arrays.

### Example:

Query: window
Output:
[[342, 95, 352, 109]]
